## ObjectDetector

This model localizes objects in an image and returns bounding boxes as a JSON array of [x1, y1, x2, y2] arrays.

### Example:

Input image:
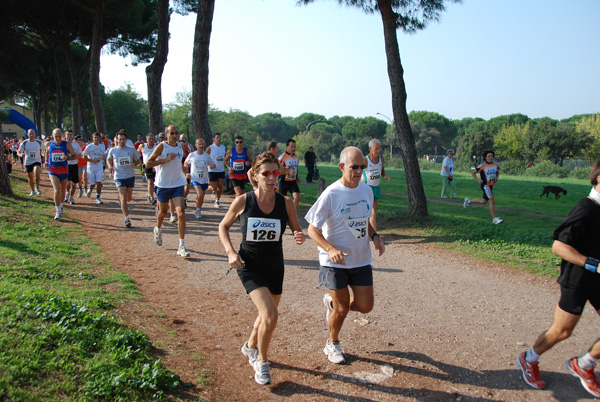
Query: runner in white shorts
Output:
[[82, 132, 107, 204], [184, 138, 216, 219], [107, 130, 141, 227]]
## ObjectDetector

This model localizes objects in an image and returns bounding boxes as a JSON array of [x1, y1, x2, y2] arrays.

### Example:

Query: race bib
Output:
[[368, 171, 381, 181], [233, 161, 244, 171], [194, 163, 205, 178], [28, 152, 37, 158], [51, 152, 64, 162], [246, 217, 281, 242], [118, 156, 130, 166], [345, 217, 369, 240], [216, 155, 224, 162]]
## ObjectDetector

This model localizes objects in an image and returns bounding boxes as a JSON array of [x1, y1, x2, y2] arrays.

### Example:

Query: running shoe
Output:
[[142, 175, 147, 182], [29, 190, 35, 196], [565, 357, 600, 397], [86, 188, 92, 198], [516, 352, 546, 389], [241, 341, 258, 366], [153, 226, 162, 246], [95, 198, 103, 204], [214, 200, 221, 208], [177, 246, 190, 257], [35, 188, 42, 195], [492, 217, 504, 224], [146, 194, 152, 204], [64, 192, 69, 202], [323, 340, 345, 364], [54, 211, 61, 220], [125, 217, 131, 227], [69, 197, 75, 205], [194, 209, 202, 219], [77, 188, 83, 198], [463, 197, 470, 208], [58, 210, 64, 219], [253, 360, 271, 385], [170, 216, 177, 224], [323, 294, 333, 323], [151, 197, 157, 205]]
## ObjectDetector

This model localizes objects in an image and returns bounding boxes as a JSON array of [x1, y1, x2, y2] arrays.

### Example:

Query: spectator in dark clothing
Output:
[[304, 146, 316, 184]]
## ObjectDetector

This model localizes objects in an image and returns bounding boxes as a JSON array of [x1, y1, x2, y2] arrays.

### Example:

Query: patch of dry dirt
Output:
[[35, 170, 597, 401]]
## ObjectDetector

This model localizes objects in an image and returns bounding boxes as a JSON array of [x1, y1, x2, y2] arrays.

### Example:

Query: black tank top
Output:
[[240, 191, 288, 258]]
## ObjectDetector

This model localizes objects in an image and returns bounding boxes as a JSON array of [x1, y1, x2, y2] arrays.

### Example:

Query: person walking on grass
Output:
[[440, 149, 457, 198], [107, 130, 141, 228], [517, 159, 600, 397], [17, 129, 43, 196], [305, 146, 385, 365], [46, 128, 77, 220], [362, 138, 391, 232], [184, 138, 216, 219], [146, 125, 190, 257], [219, 152, 305, 385], [463, 149, 503, 224]]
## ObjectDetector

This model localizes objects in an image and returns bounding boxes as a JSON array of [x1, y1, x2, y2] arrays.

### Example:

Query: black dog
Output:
[[540, 186, 567, 199]]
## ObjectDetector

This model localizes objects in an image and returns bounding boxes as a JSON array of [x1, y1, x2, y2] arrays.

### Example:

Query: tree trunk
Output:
[[53, 46, 64, 129], [89, 0, 107, 137], [192, 0, 215, 146], [0, 122, 13, 195], [378, 0, 428, 217], [63, 45, 82, 137], [146, 0, 169, 136], [41, 89, 50, 136]]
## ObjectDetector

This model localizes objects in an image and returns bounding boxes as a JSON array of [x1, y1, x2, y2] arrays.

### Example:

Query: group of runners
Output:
[[9, 127, 600, 396]]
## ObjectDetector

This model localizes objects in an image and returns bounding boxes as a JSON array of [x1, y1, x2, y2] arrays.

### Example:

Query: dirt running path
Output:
[[39, 172, 597, 401]]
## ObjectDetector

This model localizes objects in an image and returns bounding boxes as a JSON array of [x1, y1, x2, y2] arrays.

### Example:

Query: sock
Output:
[[179, 239, 185, 248], [526, 348, 540, 363], [578, 352, 598, 370], [96, 194, 100, 199], [56, 206, 60, 212]]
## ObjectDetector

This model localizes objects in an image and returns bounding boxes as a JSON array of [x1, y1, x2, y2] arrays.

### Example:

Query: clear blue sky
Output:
[[100, 0, 600, 122]]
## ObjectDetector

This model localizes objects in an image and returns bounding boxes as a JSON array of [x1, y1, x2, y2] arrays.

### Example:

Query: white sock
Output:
[[526, 348, 540, 363], [179, 239, 185, 248], [578, 352, 598, 370]]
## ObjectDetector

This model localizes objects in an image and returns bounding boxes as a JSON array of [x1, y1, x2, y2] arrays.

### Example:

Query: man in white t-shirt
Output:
[[17, 129, 43, 196], [206, 132, 226, 208], [82, 132, 107, 204], [305, 146, 385, 365], [184, 138, 216, 219]]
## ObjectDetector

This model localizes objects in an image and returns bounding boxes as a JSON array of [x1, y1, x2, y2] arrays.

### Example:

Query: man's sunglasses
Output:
[[346, 164, 367, 170], [259, 170, 279, 177], [235, 141, 244, 144]]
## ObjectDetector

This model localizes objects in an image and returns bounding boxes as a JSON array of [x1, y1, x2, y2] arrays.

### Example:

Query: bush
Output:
[[524, 160, 571, 178], [570, 167, 591, 180], [499, 159, 526, 176], [386, 157, 404, 169], [418, 159, 439, 171]]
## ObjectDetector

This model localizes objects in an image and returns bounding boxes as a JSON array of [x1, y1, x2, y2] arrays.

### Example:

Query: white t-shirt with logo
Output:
[[208, 144, 226, 172], [185, 152, 215, 184], [83, 142, 106, 168], [305, 180, 374, 269], [17, 140, 42, 165]]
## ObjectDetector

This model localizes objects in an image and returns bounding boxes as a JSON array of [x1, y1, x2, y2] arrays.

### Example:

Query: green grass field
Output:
[[0, 175, 183, 401], [297, 163, 589, 276]]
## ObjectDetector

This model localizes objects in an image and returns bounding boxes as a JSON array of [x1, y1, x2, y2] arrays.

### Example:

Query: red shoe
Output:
[[566, 357, 600, 397], [516, 352, 546, 389]]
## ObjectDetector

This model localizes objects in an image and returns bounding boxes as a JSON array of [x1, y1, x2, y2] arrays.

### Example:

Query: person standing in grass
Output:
[[463, 149, 503, 224], [517, 159, 600, 397], [219, 152, 305, 385], [361, 138, 391, 232], [440, 149, 456, 198]]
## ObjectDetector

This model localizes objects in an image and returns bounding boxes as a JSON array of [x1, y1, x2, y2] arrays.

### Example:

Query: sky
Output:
[[99, 0, 600, 122]]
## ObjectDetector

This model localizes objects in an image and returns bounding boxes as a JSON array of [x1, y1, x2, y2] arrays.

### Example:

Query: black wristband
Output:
[[371, 232, 380, 241]]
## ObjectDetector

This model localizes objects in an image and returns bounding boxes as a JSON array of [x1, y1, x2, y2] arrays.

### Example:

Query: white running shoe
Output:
[[170, 216, 177, 224], [253, 360, 271, 385], [153, 226, 162, 246], [35, 188, 42, 195], [177, 246, 190, 257], [323, 340, 345, 364], [463, 197, 471, 208], [29, 190, 35, 196], [146, 194, 152, 204], [64, 193, 69, 202], [125, 217, 131, 227], [95, 198, 103, 204], [323, 294, 333, 323], [194, 209, 202, 219], [86, 189, 92, 198], [214, 200, 221, 208], [54, 211, 61, 220], [241, 342, 258, 366], [492, 217, 504, 224], [69, 197, 75, 205], [77, 188, 83, 198]]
